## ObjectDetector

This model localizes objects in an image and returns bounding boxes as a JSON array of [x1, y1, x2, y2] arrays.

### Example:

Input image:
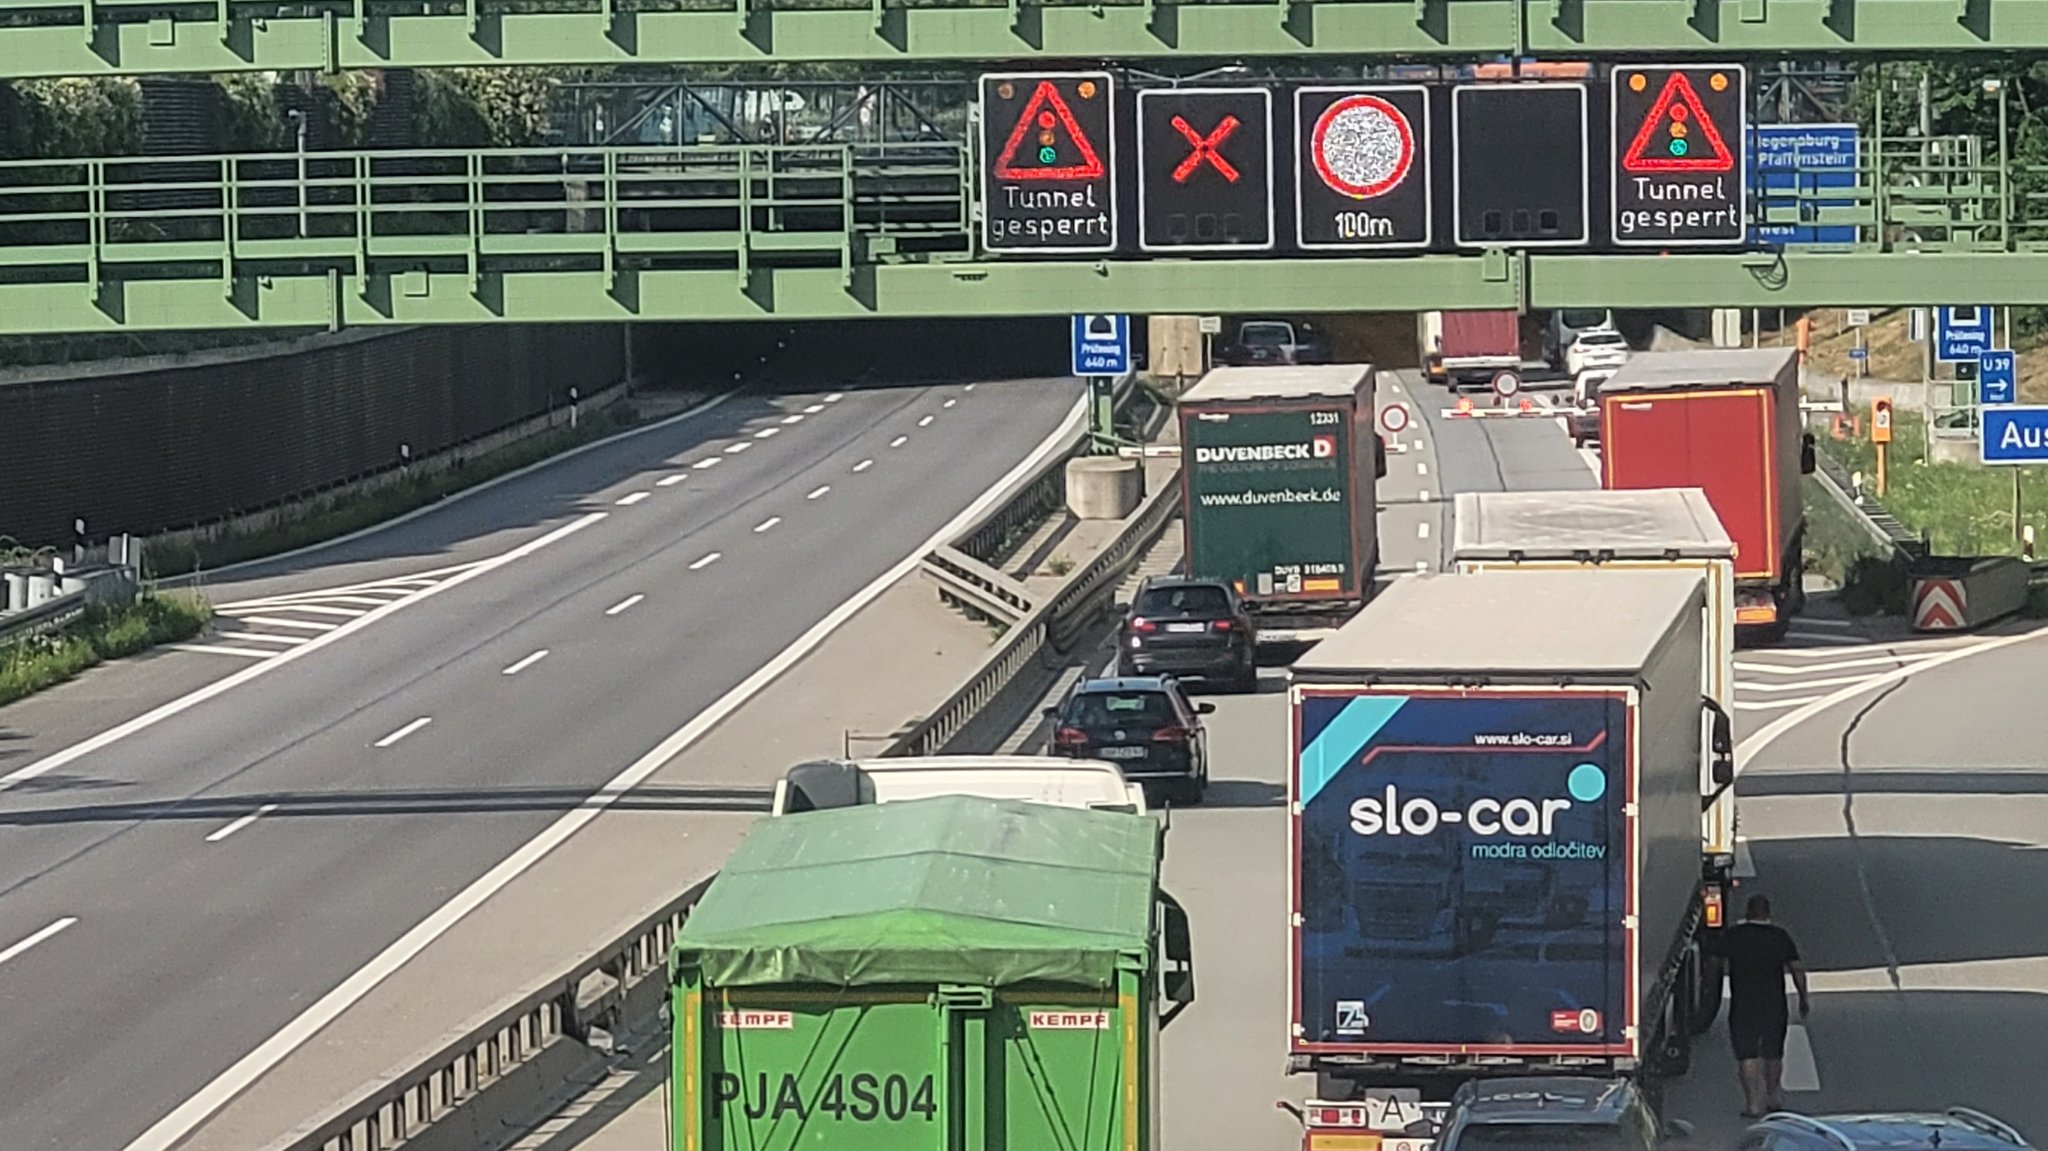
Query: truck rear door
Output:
[[1602, 389, 1779, 584]]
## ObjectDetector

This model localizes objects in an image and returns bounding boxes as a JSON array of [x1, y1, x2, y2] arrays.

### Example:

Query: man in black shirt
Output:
[[1705, 893, 1810, 1116]]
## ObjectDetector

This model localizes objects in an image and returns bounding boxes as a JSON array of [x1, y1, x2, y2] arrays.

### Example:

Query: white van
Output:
[[769, 755, 1150, 816]]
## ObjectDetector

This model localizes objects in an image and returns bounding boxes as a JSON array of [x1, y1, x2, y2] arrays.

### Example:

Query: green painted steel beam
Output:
[[12, 253, 2048, 335], [0, 0, 2044, 76]]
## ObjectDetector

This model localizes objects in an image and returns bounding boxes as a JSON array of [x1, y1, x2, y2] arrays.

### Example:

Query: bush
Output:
[[0, 593, 211, 708]]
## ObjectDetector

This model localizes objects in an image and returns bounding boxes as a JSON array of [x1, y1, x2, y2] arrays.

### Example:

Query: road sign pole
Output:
[[1089, 375, 1117, 453]]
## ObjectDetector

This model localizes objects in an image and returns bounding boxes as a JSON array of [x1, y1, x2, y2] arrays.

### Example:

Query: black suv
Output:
[[1438, 1077, 1664, 1151], [1047, 676, 1213, 806], [1115, 577, 1258, 692]]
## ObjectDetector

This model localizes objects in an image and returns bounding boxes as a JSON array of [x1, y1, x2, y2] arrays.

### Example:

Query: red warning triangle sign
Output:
[[993, 80, 1106, 181], [1622, 72, 1734, 174]]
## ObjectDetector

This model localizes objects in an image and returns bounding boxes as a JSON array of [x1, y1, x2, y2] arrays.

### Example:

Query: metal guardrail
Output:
[[1809, 443, 2048, 589], [269, 374, 1173, 1151]]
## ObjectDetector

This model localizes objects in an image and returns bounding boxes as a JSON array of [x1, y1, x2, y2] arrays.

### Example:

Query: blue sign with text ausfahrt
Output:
[[1071, 314, 1131, 376], [1936, 306, 1993, 365], [1981, 350, 2017, 406], [1747, 124, 1858, 246], [1980, 406, 2048, 464]]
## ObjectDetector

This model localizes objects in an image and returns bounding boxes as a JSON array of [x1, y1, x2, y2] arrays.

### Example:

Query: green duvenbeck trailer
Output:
[[669, 795, 1195, 1151]]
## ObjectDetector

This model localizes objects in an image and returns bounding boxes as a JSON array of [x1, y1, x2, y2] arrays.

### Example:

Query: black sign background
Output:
[[1451, 82, 1589, 249], [1610, 64, 1747, 248], [979, 71, 1117, 254], [1136, 88, 1273, 253], [1294, 86, 1432, 251]]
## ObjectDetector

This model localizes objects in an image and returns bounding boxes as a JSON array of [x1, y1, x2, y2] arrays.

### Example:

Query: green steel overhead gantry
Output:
[[0, 0, 2045, 75], [0, 134, 2037, 334]]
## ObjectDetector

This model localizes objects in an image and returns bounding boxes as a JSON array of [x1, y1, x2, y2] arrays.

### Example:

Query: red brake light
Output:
[[1128, 617, 1157, 634], [1212, 618, 1233, 631], [1152, 726, 1189, 743], [1054, 726, 1089, 748]]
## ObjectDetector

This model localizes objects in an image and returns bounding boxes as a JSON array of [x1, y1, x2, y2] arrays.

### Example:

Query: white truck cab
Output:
[[770, 755, 1150, 816]]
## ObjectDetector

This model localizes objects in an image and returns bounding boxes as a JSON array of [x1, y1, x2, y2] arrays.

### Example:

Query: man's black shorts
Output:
[[1728, 1010, 1788, 1061]]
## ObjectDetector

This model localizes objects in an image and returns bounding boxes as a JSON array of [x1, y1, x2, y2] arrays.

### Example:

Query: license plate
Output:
[[1165, 622, 1206, 633], [1098, 746, 1147, 759]]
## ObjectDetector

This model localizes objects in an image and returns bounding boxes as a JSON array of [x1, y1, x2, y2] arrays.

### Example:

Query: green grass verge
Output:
[[1802, 473, 1911, 618], [142, 404, 641, 579], [1822, 406, 2042, 555], [0, 592, 212, 708]]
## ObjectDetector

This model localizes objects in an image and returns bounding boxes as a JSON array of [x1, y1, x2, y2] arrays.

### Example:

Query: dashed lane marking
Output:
[[754, 517, 781, 533], [807, 486, 830, 500], [723, 442, 751, 455], [690, 553, 721, 571], [205, 804, 280, 844], [0, 918, 77, 967], [890, 435, 909, 448], [754, 427, 780, 440], [373, 717, 432, 748], [918, 415, 935, 427], [692, 458, 720, 470], [656, 475, 687, 487], [780, 414, 804, 425], [605, 594, 645, 617], [614, 491, 649, 506], [853, 459, 874, 473], [502, 650, 549, 676]]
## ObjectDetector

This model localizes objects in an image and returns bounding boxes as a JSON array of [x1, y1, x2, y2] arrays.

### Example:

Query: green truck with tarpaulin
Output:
[[668, 794, 1196, 1151], [1178, 363, 1384, 645]]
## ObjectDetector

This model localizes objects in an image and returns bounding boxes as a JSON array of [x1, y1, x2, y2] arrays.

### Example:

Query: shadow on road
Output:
[[0, 782, 771, 826]]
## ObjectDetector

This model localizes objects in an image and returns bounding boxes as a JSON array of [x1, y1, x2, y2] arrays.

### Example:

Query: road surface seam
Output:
[[1836, 677, 1910, 992]]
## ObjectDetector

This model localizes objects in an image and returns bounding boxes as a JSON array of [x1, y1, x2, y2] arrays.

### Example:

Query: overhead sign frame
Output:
[[1293, 84, 1433, 252], [1450, 80, 1591, 250], [978, 71, 1118, 256], [1136, 86, 1276, 254], [1609, 63, 1748, 248]]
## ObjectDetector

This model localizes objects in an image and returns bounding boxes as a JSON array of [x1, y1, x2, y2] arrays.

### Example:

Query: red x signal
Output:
[[1171, 115, 1242, 184]]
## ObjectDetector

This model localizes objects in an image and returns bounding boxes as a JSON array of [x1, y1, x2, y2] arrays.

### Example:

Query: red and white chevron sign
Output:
[[1913, 578, 1967, 631]]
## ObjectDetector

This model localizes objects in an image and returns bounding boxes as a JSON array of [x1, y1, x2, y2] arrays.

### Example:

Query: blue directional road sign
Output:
[[1936, 306, 1993, 364], [1981, 349, 2017, 406], [1747, 123, 1859, 246], [1072, 314, 1131, 376], [1981, 405, 2048, 464]]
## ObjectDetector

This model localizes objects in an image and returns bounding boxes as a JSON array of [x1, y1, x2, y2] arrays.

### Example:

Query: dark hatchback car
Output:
[[1219, 319, 1333, 367], [1047, 676, 1212, 805], [1115, 577, 1258, 691], [1437, 1077, 1665, 1151]]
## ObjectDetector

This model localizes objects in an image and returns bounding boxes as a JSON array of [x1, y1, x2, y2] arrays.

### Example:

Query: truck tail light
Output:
[[1306, 1105, 1370, 1128], [1129, 616, 1158, 634], [1054, 726, 1090, 749], [1703, 885, 1725, 929]]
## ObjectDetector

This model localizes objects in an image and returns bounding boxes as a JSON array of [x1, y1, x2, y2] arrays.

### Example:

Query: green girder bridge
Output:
[[0, 0, 2044, 72], [0, 133, 2038, 334]]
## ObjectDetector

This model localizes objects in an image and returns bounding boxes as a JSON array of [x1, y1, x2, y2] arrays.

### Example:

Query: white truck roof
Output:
[[1182, 363, 1374, 404], [1451, 488, 1735, 561], [1291, 569, 1704, 680], [771, 755, 1149, 816], [1598, 347, 1797, 395]]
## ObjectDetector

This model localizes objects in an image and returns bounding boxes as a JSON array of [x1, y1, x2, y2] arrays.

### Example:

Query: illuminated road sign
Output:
[[979, 71, 1117, 254], [1611, 64, 1747, 247], [1451, 82, 1588, 249], [1294, 85, 1431, 250], [1138, 87, 1274, 253]]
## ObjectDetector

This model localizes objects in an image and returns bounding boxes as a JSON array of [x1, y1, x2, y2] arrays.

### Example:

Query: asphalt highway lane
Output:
[[0, 372, 1081, 1151]]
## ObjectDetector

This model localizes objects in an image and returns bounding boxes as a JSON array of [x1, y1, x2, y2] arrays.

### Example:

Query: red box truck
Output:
[[1598, 348, 1818, 640]]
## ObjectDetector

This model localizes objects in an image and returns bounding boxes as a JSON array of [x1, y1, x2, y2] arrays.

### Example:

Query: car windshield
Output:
[[1240, 323, 1294, 345], [1137, 585, 1230, 615], [1455, 1125, 1635, 1151], [1559, 309, 1608, 329], [1067, 691, 1175, 728]]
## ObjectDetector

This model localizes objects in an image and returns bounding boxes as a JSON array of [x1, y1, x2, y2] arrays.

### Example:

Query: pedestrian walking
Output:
[[1706, 893, 1810, 1117]]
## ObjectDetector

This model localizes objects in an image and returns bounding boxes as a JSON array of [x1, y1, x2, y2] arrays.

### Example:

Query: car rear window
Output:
[[1579, 331, 1625, 346], [1455, 1125, 1636, 1151], [1239, 323, 1293, 345], [1068, 692, 1174, 727], [1137, 585, 1230, 615]]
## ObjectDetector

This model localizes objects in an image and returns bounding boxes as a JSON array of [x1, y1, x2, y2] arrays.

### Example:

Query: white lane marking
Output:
[[1782, 1024, 1821, 1091], [754, 517, 782, 533], [1798, 617, 1856, 629], [943, 399, 957, 408], [170, 644, 275, 659], [1785, 631, 1864, 646], [806, 485, 830, 500], [1735, 654, 1936, 676], [1739, 673, 1894, 694], [689, 553, 721, 571], [373, 717, 432, 748], [1576, 447, 1603, 477], [754, 427, 780, 439], [1414, 560, 1429, 572], [1761, 641, 1956, 660], [1416, 461, 1428, 475], [1411, 438, 1423, 450], [724, 442, 751, 455], [0, 513, 606, 795], [1419, 489, 1433, 502], [890, 435, 909, 448], [0, 918, 78, 967], [918, 415, 935, 427], [605, 594, 645, 616], [265, 605, 365, 618], [614, 491, 650, 506], [119, 387, 1093, 1151], [325, 596, 398, 608], [964, 384, 975, 392], [692, 458, 720, 470], [502, 650, 549, 676], [854, 459, 874, 473], [1391, 383, 1403, 394], [205, 804, 281, 844], [780, 414, 804, 425], [656, 474, 687, 487], [239, 617, 339, 632], [803, 403, 826, 414], [825, 392, 845, 402], [1735, 696, 1824, 712], [214, 632, 308, 647], [1418, 522, 1431, 539]]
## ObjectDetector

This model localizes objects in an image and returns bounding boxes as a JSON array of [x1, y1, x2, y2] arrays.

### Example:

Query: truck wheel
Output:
[[1691, 956, 1724, 1034]]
